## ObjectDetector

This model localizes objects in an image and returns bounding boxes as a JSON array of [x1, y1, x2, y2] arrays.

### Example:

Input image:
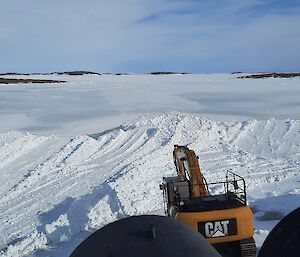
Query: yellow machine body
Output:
[[176, 206, 254, 244], [161, 145, 256, 257]]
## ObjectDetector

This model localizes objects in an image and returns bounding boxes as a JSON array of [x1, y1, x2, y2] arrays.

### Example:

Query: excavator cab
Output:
[[161, 170, 247, 214], [160, 145, 256, 257]]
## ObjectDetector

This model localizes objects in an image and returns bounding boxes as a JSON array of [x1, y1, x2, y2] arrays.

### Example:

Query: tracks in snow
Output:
[[0, 112, 300, 257]]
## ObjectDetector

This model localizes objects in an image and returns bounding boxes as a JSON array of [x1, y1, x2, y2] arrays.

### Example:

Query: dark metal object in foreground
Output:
[[70, 215, 221, 257], [258, 207, 300, 257]]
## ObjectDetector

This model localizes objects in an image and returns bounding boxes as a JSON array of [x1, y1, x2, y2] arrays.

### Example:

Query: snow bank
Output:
[[0, 112, 299, 256]]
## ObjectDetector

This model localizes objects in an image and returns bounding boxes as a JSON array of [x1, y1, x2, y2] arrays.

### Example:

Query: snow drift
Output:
[[0, 112, 300, 257]]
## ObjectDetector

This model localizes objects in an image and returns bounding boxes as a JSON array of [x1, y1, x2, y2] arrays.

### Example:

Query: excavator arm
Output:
[[173, 145, 208, 197]]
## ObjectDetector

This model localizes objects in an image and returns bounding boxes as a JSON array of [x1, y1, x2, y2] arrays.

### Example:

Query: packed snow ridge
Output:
[[1, 112, 300, 257]]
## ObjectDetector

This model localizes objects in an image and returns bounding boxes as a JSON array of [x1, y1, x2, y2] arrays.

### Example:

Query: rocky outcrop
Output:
[[0, 78, 66, 84], [238, 72, 300, 79]]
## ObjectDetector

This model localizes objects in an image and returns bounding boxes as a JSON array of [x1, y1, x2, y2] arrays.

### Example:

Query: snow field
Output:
[[0, 112, 299, 256], [1, 73, 300, 137]]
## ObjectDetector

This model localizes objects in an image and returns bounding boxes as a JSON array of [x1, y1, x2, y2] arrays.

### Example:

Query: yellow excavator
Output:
[[160, 145, 256, 257]]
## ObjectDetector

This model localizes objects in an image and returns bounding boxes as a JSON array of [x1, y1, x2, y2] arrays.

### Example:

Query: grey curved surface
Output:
[[258, 207, 300, 257], [70, 215, 221, 257]]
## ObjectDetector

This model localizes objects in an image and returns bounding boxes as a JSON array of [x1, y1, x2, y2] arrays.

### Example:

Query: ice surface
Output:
[[0, 74, 299, 256], [0, 74, 300, 137]]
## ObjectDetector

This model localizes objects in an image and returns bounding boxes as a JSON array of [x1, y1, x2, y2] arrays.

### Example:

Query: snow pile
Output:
[[0, 132, 47, 170], [0, 112, 300, 256]]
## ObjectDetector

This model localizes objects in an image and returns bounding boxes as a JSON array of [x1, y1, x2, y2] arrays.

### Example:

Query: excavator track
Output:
[[240, 237, 256, 257]]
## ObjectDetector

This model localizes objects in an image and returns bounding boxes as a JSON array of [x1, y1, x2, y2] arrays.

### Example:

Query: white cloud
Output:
[[0, 0, 299, 72]]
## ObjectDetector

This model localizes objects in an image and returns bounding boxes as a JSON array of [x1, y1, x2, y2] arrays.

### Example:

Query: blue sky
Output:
[[0, 0, 300, 73]]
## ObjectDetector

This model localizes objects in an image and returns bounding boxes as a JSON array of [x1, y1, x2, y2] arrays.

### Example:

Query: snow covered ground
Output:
[[1, 73, 300, 137], [0, 74, 299, 256]]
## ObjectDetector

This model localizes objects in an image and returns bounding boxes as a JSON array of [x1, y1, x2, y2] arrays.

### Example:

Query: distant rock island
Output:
[[149, 71, 190, 75], [55, 71, 101, 75], [238, 72, 300, 79], [0, 71, 101, 76], [1, 71, 299, 80], [0, 78, 66, 84], [0, 70, 192, 77]]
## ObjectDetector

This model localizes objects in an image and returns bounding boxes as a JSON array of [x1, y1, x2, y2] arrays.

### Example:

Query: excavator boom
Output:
[[173, 145, 208, 197]]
